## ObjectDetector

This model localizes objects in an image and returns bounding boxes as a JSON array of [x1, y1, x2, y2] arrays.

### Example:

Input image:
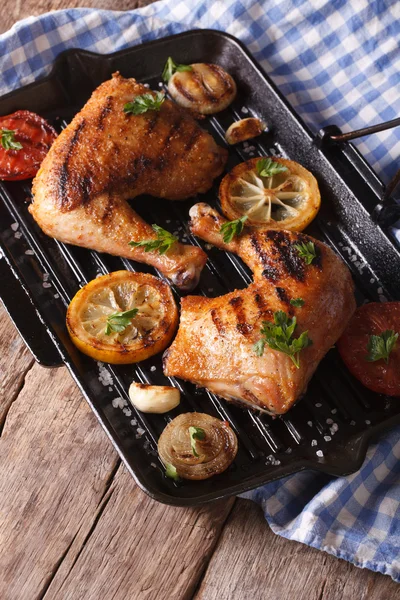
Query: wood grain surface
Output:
[[1, 2, 400, 598]]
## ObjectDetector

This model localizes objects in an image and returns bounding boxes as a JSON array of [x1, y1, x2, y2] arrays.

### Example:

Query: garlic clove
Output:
[[129, 382, 180, 414], [225, 118, 266, 145]]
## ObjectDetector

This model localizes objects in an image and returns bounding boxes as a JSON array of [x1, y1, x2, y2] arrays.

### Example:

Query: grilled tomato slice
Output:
[[0, 110, 57, 180], [158, 413, 238, 481], [219, 157, 321, 230], [66, 271, 178, 364], [337, 302, 400, 396]]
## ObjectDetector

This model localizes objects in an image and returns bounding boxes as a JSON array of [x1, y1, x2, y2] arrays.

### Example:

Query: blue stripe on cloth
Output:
[[0, 0, 399, 582]]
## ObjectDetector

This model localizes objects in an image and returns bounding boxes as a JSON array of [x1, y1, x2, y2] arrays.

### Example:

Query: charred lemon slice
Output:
[[220, 157, 321, 231], [66, 271, 178, 364]]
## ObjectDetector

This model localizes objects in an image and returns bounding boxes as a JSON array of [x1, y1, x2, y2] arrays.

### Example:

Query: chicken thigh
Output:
[[30, 73, 228, 289], [163, 203, 356, 414]]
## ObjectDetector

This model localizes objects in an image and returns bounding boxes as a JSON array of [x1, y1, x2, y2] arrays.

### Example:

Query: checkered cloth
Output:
[[1, 0, 399, 582]]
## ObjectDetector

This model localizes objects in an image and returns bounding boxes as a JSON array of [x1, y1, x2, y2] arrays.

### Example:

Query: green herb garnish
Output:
[[189, 426, 206, 457], [129, 224, 178, 255], [0, 128, 23, 151], [105, 308, 138, 336], [162, 57, 193, 82], [294, 241, 317, 265], [256, 158, 288, 178], [220, 215, 248, 244], [290, 298, 305, 307], [366, 330, 398, 364], [253, 310, 312, 368], [165, 463, 180, 481], [124, 92, 165, 115]]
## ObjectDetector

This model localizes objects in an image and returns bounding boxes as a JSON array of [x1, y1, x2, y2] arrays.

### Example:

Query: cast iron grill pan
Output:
[[1, 30, 400, 506]]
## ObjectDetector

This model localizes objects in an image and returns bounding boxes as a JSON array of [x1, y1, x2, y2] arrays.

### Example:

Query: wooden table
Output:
[[1, 2, 399, 598]]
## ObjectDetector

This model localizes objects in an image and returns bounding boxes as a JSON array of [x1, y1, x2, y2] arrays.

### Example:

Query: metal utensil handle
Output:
[[328, 117, 400, 143]]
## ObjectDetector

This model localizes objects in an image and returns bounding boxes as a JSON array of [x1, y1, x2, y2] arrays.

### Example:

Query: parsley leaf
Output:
[[105, 308, 138, 336], [256, 158, 288, 178], [220, 215, 248, 244], [162, 56, 193, 82], [165, 463, 180, 481], [0, 128, 23, 151], [294, 241, 317, 265], [290, 298, 305, 307], [366, 329, 398, 364], [253, 310, 312, 368], [189, 426, 206, 457], [124, 92, 165, 115], [129, 224, 178, 255]]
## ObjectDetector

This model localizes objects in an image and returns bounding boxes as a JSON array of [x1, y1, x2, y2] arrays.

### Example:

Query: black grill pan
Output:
[[1, 30, 400, 506]]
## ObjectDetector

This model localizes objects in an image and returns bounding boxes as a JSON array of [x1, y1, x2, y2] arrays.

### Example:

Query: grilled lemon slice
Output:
[[66, 271, 178, 364], [220, 157, 321, 230]]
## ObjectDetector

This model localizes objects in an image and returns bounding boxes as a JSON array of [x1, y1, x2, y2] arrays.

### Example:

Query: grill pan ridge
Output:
[[1, 30, 400, 506]]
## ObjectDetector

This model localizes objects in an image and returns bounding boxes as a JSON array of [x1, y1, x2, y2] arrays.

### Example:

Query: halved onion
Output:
[[158, 412, 238, 480]]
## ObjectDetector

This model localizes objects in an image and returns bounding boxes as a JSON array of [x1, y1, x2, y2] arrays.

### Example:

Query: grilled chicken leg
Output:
[[163, 203, 356, 414], [30, 73, 228, 289]]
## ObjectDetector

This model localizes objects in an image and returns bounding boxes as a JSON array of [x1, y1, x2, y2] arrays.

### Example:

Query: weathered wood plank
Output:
[[0, 0, 156, 34], [0, 362, 120, 600], [43, 466, 235, 600], [0, 304, 34, 427], [195, 498, 400, 600]]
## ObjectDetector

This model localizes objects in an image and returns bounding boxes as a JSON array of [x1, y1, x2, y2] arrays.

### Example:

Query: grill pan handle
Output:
[[317, 118, 400, 226]]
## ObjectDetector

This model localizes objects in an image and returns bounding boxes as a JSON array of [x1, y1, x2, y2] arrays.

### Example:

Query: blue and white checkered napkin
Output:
[[1, 0, 399, 582]]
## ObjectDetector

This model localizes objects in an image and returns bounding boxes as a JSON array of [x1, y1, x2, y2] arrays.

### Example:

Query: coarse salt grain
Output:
[[112, 397, 127, 409], [123, 407, 132, 417], [205, 243, 213, 250], [14, 231, 22, 239], [350, 420, 356, 426], [158, 82, 163, 87], [144, 83, 150, 88], [11, 223, 19, 231], [266, 455, 281, 466], [25, 249, 35, 255], [330, 423, 339, 435], [365, 420, 371, 425], [150, 366, 156, 372], [42, 282, 52, 288], [315, 403, 322, 408], [311, 439, 317, 447], [316, 450, 324, 458], [241, 106, 249, 113], [151, 462, 157, 468], [324, 435, 332, 442], [96, 273, 103, 278], [43, 273, 49, 281], [130, 419, 137, 426], [54, 294, 59, 299], [326, 418, 333, 425], [307, 421, 313, 427], [331, 408, 337, 414]]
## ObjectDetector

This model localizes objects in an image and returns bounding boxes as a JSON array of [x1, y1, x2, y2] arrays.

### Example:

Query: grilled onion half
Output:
[[158, 413, 238, 480], [168, 64, 237, 115]]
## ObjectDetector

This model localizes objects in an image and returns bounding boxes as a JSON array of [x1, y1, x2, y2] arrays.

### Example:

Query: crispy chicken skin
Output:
[[163, 203, 356, 414], [30, 73, 228, 289]]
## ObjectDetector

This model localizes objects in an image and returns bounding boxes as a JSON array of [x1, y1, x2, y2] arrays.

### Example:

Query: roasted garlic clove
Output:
[[129, 382, 180, 414], [168, 63, 236, 115], [225, 117, 266, 145]]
